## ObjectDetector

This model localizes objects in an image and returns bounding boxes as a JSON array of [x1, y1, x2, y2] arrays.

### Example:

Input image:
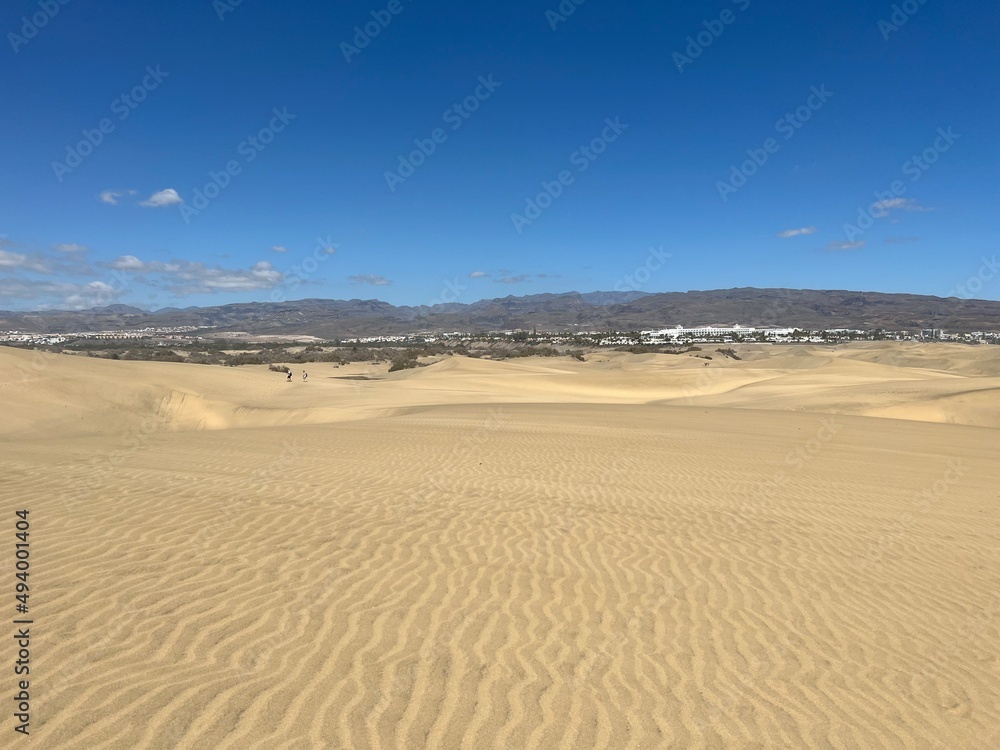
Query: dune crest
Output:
[[4, 343, 1000, 437]]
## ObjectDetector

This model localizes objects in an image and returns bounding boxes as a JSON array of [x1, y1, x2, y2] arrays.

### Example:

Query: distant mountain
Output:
[[578, 291, 651, 306], [1, 288, 998, 336], [22, 303, 150, 317]]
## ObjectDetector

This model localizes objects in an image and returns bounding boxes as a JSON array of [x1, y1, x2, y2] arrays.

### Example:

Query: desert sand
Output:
[[2, 342, 998, 748]]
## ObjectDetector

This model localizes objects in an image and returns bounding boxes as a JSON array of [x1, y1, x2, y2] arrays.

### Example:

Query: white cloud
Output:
[[825, 241, 866, 252], [871, 198, 933, 217], [64, 281, 121, 308], [495, 274, 530, 284], [2, 244, 293, 308], [102, 256, 284, 295], [873, 198, 907, 211], [99, 189, 137, 205], [271, 245, 289, 253], [171, 261, 283, 293], [140, 188, 183, 207], [777, 227, 817, 238], [0, 249, 49, 273], [469, 271, 489, 278], [53, 243, 87, 253], [349, 274, 392, 286], [0, 278, 124, 309], [108, 255, 147, 270]]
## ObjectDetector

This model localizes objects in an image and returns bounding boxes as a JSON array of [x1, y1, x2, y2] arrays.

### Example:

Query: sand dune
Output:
[[2, 343, 999, 748], [5, 342, 1000, 437]]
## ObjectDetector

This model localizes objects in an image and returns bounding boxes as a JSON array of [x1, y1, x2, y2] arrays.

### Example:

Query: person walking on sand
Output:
[[286, 369, 292, 382], [302, 370, 308, 382]]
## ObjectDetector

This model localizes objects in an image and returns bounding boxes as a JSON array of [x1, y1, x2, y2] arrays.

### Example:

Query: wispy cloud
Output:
[[102, 256, 284, 295], [169, 260, 281, 294], [884, 236, 920, 245], [108, 255, 151, 271], [140, 188, 183, 207], [0, 237, 95, 276], [871, 198, 933, 217], [825, 240, 866, 252], [495, 274, 530, 284], [349, 274, 392, 286], [0, 278, 124, 309], [0, 249, 50, 273], [777, 226, 818, 238], [99, 189, 137, 205], [469, 271, 489, 278], [271, 245, 288, 253]]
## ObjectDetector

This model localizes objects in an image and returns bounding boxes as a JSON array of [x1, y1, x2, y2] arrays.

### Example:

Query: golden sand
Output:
[[2, 343, 998, 748]]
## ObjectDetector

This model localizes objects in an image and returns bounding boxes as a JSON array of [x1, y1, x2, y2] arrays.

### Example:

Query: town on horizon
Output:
[[4, 322, 998, 350]]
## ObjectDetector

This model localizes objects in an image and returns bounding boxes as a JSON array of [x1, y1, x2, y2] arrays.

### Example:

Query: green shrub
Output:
[[388, 357, 421, 373]]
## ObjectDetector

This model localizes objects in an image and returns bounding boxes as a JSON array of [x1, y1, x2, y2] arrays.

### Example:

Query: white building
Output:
[[641, 324, 795, 342]]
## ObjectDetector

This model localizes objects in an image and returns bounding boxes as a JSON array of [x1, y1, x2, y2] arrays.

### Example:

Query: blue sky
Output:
[[1, 0, 997, 311]]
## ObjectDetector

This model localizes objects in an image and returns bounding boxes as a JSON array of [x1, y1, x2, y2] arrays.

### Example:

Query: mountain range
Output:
[[2, 288, 998, 337]]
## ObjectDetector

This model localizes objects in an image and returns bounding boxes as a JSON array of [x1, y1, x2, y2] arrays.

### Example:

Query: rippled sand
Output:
[[2, 344, 999, 748]]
